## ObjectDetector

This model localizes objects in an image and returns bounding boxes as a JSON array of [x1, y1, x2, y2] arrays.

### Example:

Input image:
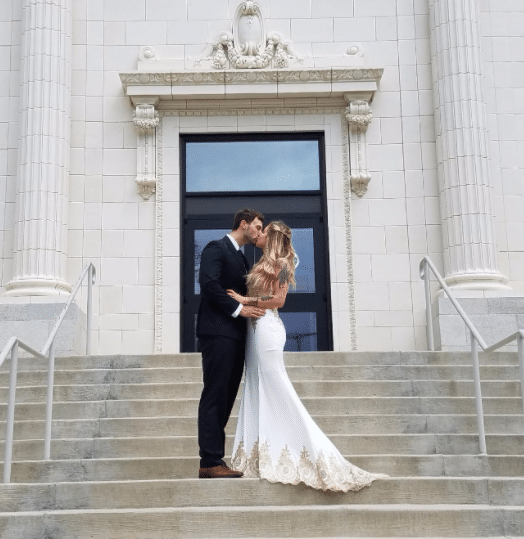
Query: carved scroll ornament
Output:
[[133, 103, 158, 200], [345, 100, 373, 197]]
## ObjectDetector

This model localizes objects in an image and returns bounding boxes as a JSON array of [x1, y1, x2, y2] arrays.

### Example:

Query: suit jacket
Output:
[[196, 236, 249, 341]]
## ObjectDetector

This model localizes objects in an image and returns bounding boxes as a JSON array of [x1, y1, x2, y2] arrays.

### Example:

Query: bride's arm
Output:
[[227, 263, 290, 309]]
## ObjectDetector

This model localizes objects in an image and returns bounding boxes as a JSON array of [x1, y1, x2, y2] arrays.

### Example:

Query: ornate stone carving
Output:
[[194, 1, 302, 69], [345, 99, 372, 197], [340, 113, 358, 351], [133, 104, 159, 131], [155, 116, 163, 353], [133, 102, 159, 200]]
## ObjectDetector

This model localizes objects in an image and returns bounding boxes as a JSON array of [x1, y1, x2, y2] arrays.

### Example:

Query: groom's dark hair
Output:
[[232, 208, 265, 231]]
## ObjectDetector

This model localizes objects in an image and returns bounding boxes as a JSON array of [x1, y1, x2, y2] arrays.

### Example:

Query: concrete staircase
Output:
[[0, 351, 523, 538]]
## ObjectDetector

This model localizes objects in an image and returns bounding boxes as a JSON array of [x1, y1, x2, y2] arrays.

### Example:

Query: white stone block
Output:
[[99, 285, 123, 314], [122, 285, 154, 313], [102, 202, 139, 230], [102, 177, 124, 203], [98, 330, 122, 354], [123, 230, 155, 258], [135, 203, 154, 231], [85, 176, 103, 203], [372, 91, 401, 118], [102, 230, 124, 258], [398, 39, 417, 66], [354, 281, 390, 311], [353, 254, 372, 283], [388, 282, 413, 311], [271, 0, 311, 18], [357, 325, 393, 351], [167, 21, 208, 44], [334, 17, 375, 42], [84, 202, 103, 230], [353, 226, 386, 254], [375, 310, 413, 327], [146, 0, 186, 21], [391, 326, 416, 350], [162, 285, 181, 313], [368, 198, 407, 227], [371, 253, 411, 282], [406, 197, 426, 226], [87, 21, 103, 45], [291, 18, 333, 43], [375, 16, 397, 41], [138, 257, 154, 285], [83, 230, 102, 258], [101, 258, 139, 286], [385, 226, 409, 254], [104, 0, 145, 22], [126, 21, 167, 45], [102, 149, 136, 176], [104, 22, 125, 46]]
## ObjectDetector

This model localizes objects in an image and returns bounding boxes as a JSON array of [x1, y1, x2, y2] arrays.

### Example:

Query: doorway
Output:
[[180, 132, 333, 353]]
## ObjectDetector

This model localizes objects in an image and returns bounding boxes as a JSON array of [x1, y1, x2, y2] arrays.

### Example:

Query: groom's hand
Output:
[[239, 305, 265, 318]]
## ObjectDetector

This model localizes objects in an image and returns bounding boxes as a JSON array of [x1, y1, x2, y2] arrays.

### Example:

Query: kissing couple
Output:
[[196, 208, 387, 491]]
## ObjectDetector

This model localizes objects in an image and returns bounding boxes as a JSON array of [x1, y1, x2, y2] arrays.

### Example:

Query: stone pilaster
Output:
[[132, 98, 159, 201], [345, 98, 373, 197], [429, 0, 508, 290], [6, 0, 72, 296]]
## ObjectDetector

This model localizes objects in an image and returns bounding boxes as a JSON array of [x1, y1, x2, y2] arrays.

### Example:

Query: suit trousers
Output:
[[197, 334, 246, 468]]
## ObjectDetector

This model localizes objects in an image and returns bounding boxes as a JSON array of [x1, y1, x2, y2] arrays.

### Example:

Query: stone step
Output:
[[1, 477, 523, 513], [1, 396, 522, 421], [1, 380, 522, 403], [1, 364, 523, 386], [1, 414, 523, 441], [3, 455, 523, 484], [0, 504, 522, 538], [0, 352, 518, 372], [1, 434, 522, 461]]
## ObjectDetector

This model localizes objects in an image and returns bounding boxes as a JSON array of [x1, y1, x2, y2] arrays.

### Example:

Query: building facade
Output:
[[1, 0, 523, 355]]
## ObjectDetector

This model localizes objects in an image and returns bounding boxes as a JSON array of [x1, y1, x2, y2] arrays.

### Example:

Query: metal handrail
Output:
[[1, 263, 96, 483], [420, 256, 524, 455]]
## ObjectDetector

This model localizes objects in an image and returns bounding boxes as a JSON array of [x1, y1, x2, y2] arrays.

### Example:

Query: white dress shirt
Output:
[[227, 234, 243, 318]]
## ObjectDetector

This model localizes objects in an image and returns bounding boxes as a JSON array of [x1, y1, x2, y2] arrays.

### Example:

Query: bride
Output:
[[226, 221, 387, 492]]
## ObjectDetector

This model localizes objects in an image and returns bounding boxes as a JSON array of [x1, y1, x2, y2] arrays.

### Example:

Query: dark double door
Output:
[[182, 211, 332, 353]]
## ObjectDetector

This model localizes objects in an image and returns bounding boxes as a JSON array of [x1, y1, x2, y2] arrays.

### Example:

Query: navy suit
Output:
[[196, 236, 250, 468]]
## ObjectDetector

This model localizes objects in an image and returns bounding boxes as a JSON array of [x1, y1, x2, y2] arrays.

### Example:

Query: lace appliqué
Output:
[[232, 438, 387, 492]]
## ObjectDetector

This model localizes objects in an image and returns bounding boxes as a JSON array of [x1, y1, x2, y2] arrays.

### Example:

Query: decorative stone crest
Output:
[[195, 1, 302, 69], [345, 99, 373, 197], [133, 101, 159, 200]]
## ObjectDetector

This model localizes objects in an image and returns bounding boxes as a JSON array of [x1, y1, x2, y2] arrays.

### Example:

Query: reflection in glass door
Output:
[[183, 215, 330, 353]]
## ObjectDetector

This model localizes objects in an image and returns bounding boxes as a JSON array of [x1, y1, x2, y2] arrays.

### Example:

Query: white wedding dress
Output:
[[231, 306, 387, 492]]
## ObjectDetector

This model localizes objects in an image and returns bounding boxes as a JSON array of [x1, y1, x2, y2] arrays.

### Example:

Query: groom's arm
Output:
[[199, 242, 242, 316]]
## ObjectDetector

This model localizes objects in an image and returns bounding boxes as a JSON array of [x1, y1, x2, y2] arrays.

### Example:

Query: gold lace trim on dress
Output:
[[232, 439, 387, 492]]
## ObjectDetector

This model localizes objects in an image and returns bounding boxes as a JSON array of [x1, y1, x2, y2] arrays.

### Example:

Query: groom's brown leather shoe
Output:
[[199, 464, 244, 478]]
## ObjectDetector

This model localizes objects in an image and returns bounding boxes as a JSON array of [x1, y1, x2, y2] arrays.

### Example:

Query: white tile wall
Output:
[[1, 0, 522, 352]]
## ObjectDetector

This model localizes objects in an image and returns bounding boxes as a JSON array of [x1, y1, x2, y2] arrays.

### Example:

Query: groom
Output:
[[196, 208, 266, 478]]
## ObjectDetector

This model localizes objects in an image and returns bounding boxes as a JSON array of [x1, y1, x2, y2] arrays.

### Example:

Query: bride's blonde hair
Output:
[[246, 220, 297, 296]]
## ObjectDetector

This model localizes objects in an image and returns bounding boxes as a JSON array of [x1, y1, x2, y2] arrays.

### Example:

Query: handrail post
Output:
[[470, 331, 487, 455], [517, 333, 524, 434], [422, 258, 435, 351], [86, 264, 93, 356], [44, 341, 55, 460], [3, 342, 18, 483]]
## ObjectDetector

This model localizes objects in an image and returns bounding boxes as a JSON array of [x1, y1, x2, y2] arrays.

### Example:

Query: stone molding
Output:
[[132, 100, 159, 201], [155, 116, 163, 353], [341, 114, 358, 350], [345, 99, 373, 197], [154, 107, 357, 353], [119, 67, 383, 101]]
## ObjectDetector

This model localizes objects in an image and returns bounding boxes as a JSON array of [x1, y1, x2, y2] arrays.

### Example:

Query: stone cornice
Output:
[[120, 67, 384, 103]]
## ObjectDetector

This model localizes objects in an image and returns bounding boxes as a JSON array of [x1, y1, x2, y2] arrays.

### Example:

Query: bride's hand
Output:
[[226, 289, 247, 304]]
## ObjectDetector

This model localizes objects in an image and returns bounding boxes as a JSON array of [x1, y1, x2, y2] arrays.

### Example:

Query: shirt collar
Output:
[[227, 234, 241, 251]]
